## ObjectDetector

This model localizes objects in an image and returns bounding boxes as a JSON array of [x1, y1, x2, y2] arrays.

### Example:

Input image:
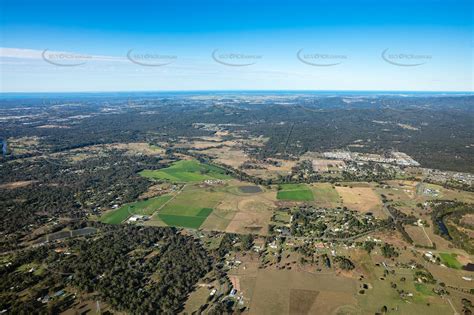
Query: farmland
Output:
[[439, 253, 463, 269], [151, 185, 224, 229], [310, 183, 341, 208], [277, 184, 314, 201], [335, 185, 384, 218], [158, 208, 213, 229], [139, 159, 231, 183], [100, 195, 172, 224]]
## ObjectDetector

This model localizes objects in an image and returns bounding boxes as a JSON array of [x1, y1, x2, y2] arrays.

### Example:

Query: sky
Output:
[[0, 0, 473, 92]]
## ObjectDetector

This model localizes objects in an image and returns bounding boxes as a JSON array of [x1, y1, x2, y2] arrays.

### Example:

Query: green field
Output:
[[439, 253, 463, 269], [100, 195, 172, 224], [414, 283, 434, 296], [158, 208, 213, 229], [311, 183, 341, 207], [152, 185, 226, 229], [277, 184, 314, 201], [139, 159, 231, 183]]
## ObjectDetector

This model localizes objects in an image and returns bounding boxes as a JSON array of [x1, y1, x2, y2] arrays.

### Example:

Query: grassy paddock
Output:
[[277, 184, 314, 201], [139, 159, 231, 183], [158, 208, 213, 229], [439, 253, 463, 269], [100, 195, 172, 224]]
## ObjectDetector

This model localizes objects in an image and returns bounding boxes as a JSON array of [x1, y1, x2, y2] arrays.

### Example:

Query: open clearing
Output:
[[155, 185, 225, 229], [158, 208, 213, 229], [139, 159, 231, 183], [310, 183, 341, 208], [335, 186, 384, 217], [100, 195, 172, 224], [405, 225, 433, 247], [311, 158, 346, 172], [0, 180, 37, 189], [277, 184, 314, 201], [248, 270, 357, 315], [439, 253, 463, 269], [224, 191, 275, 235]]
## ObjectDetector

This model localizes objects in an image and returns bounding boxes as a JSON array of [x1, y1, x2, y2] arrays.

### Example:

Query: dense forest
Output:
[[1, 224, 212, 314]]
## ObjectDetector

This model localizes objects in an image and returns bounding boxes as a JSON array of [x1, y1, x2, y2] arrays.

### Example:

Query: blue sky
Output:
[[1, 0, 473, 92]]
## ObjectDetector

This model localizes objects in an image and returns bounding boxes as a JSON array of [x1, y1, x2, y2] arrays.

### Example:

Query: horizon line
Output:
[[1, 89, 473, 95]]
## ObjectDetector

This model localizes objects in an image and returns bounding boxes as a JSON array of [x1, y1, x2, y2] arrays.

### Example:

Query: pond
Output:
[[239, 185, 262, 193]]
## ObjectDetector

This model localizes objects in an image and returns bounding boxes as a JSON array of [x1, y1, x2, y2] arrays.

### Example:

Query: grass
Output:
[[152, 185, 226, 229], [100, 195, 172, 224], [139, 159, 231, 183], [414, 283, 434, 296], [311, 183, 341, 207], [277, 184, 314, 201], [439, 253, 463, 269], [158, 208, 213, 229]]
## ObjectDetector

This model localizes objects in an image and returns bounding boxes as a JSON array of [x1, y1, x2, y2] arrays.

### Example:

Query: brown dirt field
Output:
[[0, 180, 37, 189], [370, 230, 411, 249], [202, 184, 276, 233], [109, 142, 165, 155], [289, 289, 319, 315], [461, 214, 474, 226], [265, 159, 297, 172], [455, 254, 472, 265], [335, 186, 383, 217], [198, 146, 248, 169], [229, 275, 241, 291], [248, 270, 357, 315], [405, 225, 432, 247], [225, 199, 274, 235]]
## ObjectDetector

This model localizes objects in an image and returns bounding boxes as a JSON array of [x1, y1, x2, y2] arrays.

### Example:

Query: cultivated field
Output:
[[247, 270, 358, 315], [139, 159, 231, 183], [277, 184, 314, 201], [100, 195, 172, 224], [310, 183, 341, 208], [154, 185, 225, 229]]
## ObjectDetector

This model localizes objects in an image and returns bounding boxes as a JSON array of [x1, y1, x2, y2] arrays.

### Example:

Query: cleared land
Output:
[[405, 225, 433, 247], [439, 253, 463, 269], [335, 186, 384, 217], [248, 270, 357, 315], [159, 208, 213, 229], [139, 159, 231, 183], [310, 183, 341, 208], [277, 184, 314, 201], [154, 185, 225, 229], [100, 195, 172, 224], [225, 194, 275, 235]]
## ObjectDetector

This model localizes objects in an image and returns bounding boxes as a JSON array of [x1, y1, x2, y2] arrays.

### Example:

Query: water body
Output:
[[239, 186, 262, 193], [435, 218, 451, 240]]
